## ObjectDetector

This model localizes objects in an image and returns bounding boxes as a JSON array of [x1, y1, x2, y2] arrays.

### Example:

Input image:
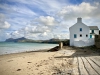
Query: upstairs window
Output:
[[74, 34, 77, 38], [92, 30, 94, 33], [80, 34, 82, 37], [80, 28, 82, 31]]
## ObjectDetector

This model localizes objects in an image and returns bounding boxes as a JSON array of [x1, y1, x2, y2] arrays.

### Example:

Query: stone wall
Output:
[[95, 35, 100, 48]]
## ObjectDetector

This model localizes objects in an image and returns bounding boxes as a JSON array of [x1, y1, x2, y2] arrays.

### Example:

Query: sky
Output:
[[0, 0, 100, 41]]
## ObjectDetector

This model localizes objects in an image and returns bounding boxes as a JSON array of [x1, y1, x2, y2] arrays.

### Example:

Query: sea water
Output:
[[0, 42, 58, 55]]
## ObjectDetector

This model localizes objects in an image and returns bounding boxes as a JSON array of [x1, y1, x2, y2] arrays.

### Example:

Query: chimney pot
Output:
[[77, 17, 82, 23]]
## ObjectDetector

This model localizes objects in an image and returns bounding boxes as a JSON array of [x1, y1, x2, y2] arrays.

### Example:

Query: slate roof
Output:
[[89, 26, 99, 30]]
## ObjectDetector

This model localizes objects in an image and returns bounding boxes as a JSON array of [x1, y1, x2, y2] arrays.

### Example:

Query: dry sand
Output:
[[0, 49, 75, 75], [0, 47, 100, 75]]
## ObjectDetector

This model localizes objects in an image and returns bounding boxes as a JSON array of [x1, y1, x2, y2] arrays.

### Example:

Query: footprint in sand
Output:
[[35, 68, 38, 70], [38, 71, 44, 75], [27, 62, 32, 63], [7, 60, 13, 62], [36, 65, 40, 67], [17, 69, 21, 71]]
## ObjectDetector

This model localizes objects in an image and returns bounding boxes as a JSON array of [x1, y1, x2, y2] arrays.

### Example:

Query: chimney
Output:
[[77, 17, 82, 23]]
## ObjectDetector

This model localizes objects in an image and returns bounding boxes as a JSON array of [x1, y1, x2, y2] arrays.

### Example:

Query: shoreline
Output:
[[0, 48, 50, 56], [0, 42, 58, 56], [0, 45, 59, 56]]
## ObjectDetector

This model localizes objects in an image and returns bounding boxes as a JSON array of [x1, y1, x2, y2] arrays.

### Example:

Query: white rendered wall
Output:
[[94, 30, 99, 35], [90, 30, 99, 35], [74, 38, 94, 47], [89, 30, 99, 38]]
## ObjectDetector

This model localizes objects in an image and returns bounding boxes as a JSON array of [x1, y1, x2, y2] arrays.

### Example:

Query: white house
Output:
[[69, 18, 99, 47]]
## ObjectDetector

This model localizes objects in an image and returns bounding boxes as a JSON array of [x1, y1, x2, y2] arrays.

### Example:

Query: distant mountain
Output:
[[5, 38, 14, 42], [5, 37, 69, 44], [5, 37, 27, 42]]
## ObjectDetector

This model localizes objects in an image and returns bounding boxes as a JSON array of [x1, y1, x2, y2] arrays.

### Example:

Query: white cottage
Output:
[[69, 18, 99, 47]]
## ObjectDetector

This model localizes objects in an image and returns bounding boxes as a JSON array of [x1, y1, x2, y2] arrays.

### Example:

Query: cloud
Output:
[[0, 13, 10, 29], [7, 0, 67, 15], [58, 2, 99, 20], [0, 13, 11, 41], [0, 21, 10, 29], [11, 5, 37, 16], [24, 25, 50, 33], [0, 3, 37, 17], [0, 30, 11, 41], [38, 33, 69, 40], [10, 30, 24, 39], [9, 25, 51, 39], [33, 16, 59, 26]]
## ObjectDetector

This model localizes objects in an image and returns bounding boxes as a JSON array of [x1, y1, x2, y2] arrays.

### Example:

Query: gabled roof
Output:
[[89, 26, 99, 30]]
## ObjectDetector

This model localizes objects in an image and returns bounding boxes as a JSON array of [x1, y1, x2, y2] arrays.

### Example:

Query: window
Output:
[[80, 34, 82, 37], [90, 35, 92, 38], [74, 34, 77, 38], [80, 28, 82, 31], [92, 30, 94, 33], [86, 34, 88, 37]]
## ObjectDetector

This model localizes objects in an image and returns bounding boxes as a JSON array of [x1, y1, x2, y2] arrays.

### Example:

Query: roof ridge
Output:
[[89, 26, 99, 30]]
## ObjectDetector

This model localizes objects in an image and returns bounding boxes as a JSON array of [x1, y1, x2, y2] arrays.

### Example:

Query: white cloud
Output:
[[0, 21, 10, 29], [24, 25, 50, 33], [1, 21, 10, 29], [0, 13, 10, 29], [0, 3, 37, 18], [12, 5, 37, 16], [0, 13, 11, 41], [9, 25, 51, 40], [34, 16, 59, 26], [11, 30, 24, 39], [37, 32, 54, 40], [58, 2, 99, 20], [0, 30, 12, 41], [38, 33, 69, 40], [8, 0, 67, 15]]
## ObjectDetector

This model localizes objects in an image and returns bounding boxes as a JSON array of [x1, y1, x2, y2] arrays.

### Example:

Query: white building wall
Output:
[[89, 30, 91, 34], [90, 30, 99, 35], [74, 38, 94, 47], [89, 30, 99, 38], [94, 30, 99, 35], [91, 35, 95, 38], [69, 22, 90, 47]]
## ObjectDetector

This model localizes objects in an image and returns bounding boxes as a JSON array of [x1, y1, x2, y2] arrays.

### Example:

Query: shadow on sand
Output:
[[54, 46, 100, 58]]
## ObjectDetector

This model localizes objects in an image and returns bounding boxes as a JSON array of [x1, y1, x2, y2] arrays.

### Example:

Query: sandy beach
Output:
[[0, 47, 100, 75]]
